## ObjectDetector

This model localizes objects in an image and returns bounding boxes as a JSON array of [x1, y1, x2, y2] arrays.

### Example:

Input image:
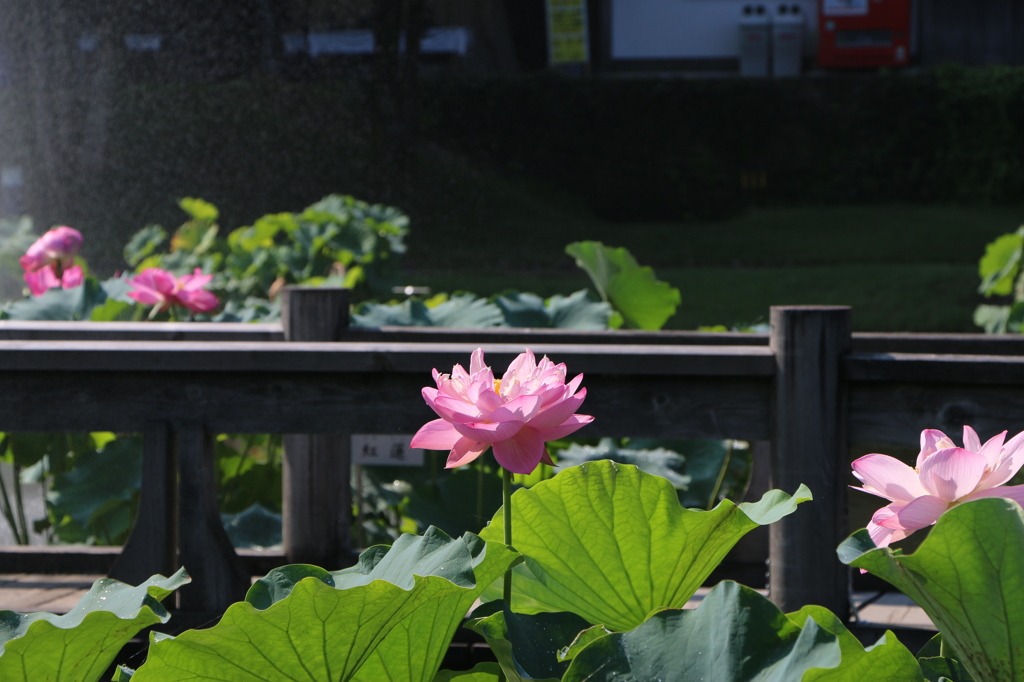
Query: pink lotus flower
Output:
[[20, 226, 84, 296], [410, 348, 594, 474], [126, 267, 219, 314], [852, 426, 1024, 548]]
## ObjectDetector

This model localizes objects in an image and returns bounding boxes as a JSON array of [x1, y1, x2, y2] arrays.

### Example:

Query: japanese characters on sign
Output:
[[351, 434, 425, 467]]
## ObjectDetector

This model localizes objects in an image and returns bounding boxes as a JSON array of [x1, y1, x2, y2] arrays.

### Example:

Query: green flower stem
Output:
[[12, 464, 28, 545], [0, 461, 21, 544], [706, 440, 734, 511], [503, 466, 513, 604], [499, 465, 513, 682]]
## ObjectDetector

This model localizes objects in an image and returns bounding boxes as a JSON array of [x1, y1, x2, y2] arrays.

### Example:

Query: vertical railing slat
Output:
[[769, 305, 851, 620], [281, 286, 352, 569], [110, 421, 176, 585], [175, 422, 250, 611]]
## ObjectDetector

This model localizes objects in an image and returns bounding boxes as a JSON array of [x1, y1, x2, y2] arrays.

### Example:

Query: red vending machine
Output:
[[818, 0, 912, 68]]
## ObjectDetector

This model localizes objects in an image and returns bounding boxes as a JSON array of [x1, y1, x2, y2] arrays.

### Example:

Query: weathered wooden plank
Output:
[[850, 382, 1024, 448], [0, 546, 121, 574], [0, 320, 283, 341], [847, 352, 1024, 385], [0, 320, 770, 346], [769, 306, 850, 620], [281, 287, 353, 569], [851, 333, 1024, 356], [0, 574, 99, 613], [0, 340, 777, 376], [8, 320, 1024, 358], [342, 326, 770, 346], [0, 372, 772, 440], [0, 546, 285, 576]]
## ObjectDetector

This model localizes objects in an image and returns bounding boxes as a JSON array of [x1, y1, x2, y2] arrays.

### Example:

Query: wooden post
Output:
[[175, 423, 250, 612], [281, 286, 351, 343], [110, 422, 177, 585], [281, 287, 353, 569], [769, 306, 851, 620]]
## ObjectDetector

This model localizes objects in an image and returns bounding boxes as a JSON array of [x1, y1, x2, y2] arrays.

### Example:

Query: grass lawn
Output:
[[401, 156, 1020, 333]]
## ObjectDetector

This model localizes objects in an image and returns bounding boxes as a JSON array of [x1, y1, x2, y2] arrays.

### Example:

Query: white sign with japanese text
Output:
[[351, 435, 425, 467]]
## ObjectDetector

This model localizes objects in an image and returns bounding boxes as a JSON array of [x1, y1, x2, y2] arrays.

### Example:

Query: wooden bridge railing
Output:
[[2, 289, 1024, 619]]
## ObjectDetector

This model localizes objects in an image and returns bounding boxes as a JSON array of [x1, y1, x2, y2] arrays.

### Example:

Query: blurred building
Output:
[[1, 0, 1021, 87]]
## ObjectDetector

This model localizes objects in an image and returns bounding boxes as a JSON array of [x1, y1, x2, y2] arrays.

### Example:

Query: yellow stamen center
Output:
[[494, 379, 502, 394]]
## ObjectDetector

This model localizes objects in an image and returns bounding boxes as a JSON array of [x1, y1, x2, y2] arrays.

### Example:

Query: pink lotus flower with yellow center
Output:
[[852, 425, 1024, 548], [126, 267, 219, 314], [410, 348, 594, 474], [19, 226, 84, 296]]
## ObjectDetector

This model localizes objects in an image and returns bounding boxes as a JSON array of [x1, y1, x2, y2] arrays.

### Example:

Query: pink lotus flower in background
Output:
[[852, 425, 1024, 548], [126, 267, 219, 314], [19, 226, 84, 296], [410, 348, 594, 474]]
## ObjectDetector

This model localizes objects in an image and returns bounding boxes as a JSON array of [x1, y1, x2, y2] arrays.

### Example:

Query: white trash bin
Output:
[[739, 5, 771, 77], [772, 4, 805, 77]]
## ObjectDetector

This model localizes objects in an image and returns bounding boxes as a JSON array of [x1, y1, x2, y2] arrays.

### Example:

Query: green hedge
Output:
[[2, 65, 1023, 271], [422, 65, 1024, 219]]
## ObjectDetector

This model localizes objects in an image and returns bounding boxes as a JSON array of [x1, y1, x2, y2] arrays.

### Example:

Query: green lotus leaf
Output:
[[0, 568, 188, 682], [131, 528, 515, 682], [557, 624, 612, 663], [788, 605, 924, 681], [479, 460, 811, 631], [916, 634, 976, 682], [178, 197, 219, 224], [838, 498, 1024, 682], [112, 666, 134, 680], [4, 277, 107, 321], [978, 228, 1024, 296], [350, 533, 519, 682], [352, 294, 503, 328], [46, 436, 143, 545], [919, 657, 975, 682], [562, 581, 841, 681], [973, 304, 1011, 334], [493, 289, 612, 330], [465, 601, 592, 682], [244, 564, 335, 610], [566, 241, 680, 330], [433, 663, 501, 681]]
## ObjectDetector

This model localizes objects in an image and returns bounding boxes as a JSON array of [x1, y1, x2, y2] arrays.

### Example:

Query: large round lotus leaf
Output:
[[787, 605, 924, 682], [479, 460, 810, 631], [132, 529, 516, 682], [465, 601, 592, 682], [562, 581, 841, 681], [839, 497, 1024, 682], [350, 534, 518, 682], [0, 568, 189, 682], [433, 663, 501, 681], [565, 241, 681, 330]]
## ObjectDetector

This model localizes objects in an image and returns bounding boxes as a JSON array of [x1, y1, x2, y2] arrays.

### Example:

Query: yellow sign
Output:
[[546, 0, 589, 64]]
